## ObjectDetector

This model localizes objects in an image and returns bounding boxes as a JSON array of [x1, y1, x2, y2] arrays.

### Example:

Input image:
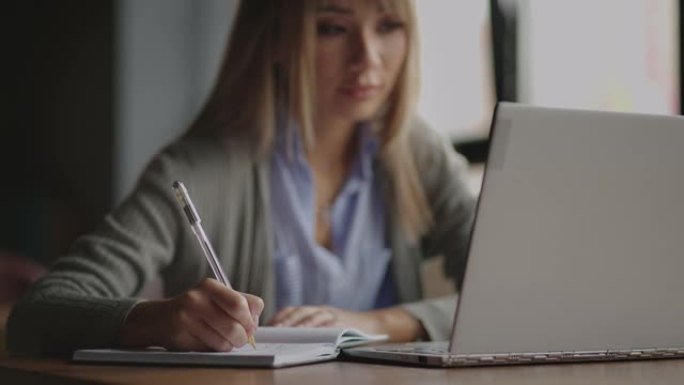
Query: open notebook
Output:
[[72, 327, 387, 368]]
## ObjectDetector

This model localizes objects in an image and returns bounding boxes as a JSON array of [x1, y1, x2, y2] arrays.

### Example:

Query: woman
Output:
[[7, 0, 475, 356]]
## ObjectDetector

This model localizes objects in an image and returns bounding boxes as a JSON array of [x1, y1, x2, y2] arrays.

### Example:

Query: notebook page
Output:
[[254, 327, 343, 344], [254, 327, 387, 347], [337, 329, 388, 348]]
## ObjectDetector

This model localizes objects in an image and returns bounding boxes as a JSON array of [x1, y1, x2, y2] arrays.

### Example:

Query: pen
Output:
[[172, 180, 257, 349]]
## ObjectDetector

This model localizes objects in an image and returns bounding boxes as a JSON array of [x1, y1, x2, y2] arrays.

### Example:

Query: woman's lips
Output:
[[340, 85, 381, 100]]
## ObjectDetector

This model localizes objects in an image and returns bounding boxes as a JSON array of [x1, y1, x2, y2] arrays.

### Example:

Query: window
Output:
[[518, 0, 679, 114], [415, 2, 496, 140]]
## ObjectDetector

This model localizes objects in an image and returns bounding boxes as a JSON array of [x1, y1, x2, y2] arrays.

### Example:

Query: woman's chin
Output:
[[335, 102, 384, 123]]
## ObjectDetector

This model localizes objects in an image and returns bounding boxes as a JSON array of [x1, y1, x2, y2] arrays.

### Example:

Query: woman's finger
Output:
[[168, 329, 206, 352], [174, 282, 249, 350], [198, 279, 255, 333], [273, 306, 320, 327], [243, 293, 265, 325], [269, 306, 298, 325], [186, 312, 235, 352], [168, 310, 223, 352], [296, 308, 337, 327], [200, 299, 249, 348]]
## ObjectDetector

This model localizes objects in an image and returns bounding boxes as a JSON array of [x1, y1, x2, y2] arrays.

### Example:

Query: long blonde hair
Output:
[[189, 0, 432, 241]]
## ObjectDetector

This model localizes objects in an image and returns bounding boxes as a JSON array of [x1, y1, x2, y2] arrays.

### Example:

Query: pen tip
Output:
[[248, 336, 257, 350]]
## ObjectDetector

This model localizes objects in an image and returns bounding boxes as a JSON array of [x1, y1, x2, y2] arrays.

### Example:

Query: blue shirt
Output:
[[269, 122, 397, 311]]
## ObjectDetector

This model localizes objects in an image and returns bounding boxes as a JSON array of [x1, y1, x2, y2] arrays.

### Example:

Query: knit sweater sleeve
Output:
[[399, 118, 478, 340], [6, 140, 199, 357], [413, 120, 477, 288]]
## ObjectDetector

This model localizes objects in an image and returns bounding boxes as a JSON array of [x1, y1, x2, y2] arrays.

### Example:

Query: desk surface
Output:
[[3, 355, 684, 385]]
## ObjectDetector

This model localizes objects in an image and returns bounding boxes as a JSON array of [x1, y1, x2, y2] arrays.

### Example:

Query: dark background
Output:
[[2, 1, 115, 263]]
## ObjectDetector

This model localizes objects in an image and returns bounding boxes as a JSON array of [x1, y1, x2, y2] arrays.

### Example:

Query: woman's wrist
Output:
[[117, 300, 159, 348], [370, 307, 428, 342]]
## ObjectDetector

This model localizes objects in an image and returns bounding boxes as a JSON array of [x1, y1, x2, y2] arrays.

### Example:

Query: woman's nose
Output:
[[349, 31, 381, 72]]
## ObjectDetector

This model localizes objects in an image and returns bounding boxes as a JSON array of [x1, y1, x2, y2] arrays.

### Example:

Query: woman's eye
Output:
[[378, 19, 405, 34], [317, 22, 347, 36]]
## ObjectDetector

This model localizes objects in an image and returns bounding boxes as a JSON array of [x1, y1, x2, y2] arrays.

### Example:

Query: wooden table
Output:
[[3, 355, 684, 385]]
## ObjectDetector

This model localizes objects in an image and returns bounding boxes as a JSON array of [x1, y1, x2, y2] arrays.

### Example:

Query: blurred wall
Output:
[[115, 0, 237, 201]]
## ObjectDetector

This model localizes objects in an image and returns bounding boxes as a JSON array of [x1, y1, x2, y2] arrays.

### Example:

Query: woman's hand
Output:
[[268, 305, 428, 342], [118, 278, 264, 352], [270, 306, 379, 331]]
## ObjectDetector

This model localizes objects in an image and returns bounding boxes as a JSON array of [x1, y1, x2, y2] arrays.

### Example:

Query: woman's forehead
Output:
[[316, 0, 403, 15]]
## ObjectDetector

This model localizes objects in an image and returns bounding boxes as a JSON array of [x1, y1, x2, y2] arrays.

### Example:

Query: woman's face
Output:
[[314, 0, 408, 126]]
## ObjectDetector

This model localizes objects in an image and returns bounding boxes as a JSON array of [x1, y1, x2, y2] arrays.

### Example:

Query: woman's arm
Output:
[[118, 278, 263, 352], [7, 143, 263, 355], [398, 118, 478, 340], [6, 145, 185, 356]]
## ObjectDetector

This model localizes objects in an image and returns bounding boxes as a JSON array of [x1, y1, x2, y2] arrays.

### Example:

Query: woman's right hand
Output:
[[117, 278, 264, 352]]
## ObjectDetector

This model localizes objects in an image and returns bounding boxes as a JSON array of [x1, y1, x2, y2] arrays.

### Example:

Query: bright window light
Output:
[[415, 2, 496, 140], [519, 0, 679, 114]]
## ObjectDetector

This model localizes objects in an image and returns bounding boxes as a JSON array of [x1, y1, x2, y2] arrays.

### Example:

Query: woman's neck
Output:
[[307, 117, 360, 250], [307, 117, 358, 171]]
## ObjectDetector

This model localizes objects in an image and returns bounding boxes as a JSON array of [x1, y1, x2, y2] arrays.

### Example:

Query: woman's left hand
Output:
[[267, 305, 427, 342], [268, 306, 381, 333]]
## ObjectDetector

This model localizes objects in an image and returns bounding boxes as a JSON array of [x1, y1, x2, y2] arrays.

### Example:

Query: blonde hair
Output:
[[189, 0, 432, 241]]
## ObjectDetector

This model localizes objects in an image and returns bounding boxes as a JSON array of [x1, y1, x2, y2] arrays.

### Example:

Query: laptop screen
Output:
[[451, 103, 684, 355]]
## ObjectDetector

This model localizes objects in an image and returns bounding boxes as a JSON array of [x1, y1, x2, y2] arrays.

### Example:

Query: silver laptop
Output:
[[344, 102, 684, 367]]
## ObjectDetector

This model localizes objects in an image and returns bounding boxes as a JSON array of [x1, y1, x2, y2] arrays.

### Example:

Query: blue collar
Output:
[[274, 120, 380, 182]]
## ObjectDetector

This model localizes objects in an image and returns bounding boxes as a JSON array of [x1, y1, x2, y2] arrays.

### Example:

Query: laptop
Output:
[[344, 102, 684, 367]]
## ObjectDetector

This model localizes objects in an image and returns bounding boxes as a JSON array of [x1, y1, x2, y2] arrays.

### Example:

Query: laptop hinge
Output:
[[607, 348, 684, 359], [447, 347, 684, 365]]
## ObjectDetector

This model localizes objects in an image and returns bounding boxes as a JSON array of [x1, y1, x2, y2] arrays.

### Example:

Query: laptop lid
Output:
[[451, 102, 684, 356]]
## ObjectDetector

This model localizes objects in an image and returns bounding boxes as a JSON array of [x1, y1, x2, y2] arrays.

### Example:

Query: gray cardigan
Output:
[[7, 119, 476, 357]]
